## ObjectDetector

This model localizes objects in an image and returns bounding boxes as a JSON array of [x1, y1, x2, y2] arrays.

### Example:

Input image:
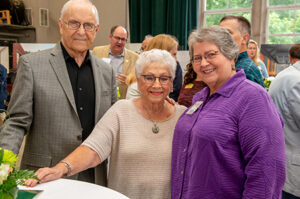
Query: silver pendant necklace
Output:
[[152, 121, 159, 134], [142, 103, 163, 134]]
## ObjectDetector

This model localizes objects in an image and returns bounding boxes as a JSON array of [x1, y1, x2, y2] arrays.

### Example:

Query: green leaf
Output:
[[0, 148, 4, 165], [1, 149, 18, 166]]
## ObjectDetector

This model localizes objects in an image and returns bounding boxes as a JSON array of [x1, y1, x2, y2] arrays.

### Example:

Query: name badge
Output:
[[186, 101, 203, 115], [185, 83, 194, 89], [102, 58, 111, 64]]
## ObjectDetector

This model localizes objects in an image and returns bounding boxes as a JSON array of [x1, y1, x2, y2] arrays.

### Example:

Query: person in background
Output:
[[0, 64, 7, 112], [247, 39, 269, 79], [26, 49, 186, 199], [172, 26, 285, 199], [0, 64, 7, 124], [0, 0, 118, 185], [126, 34, 183, 101], [146, 34, 182, 101], [125, 68, 140, 99], [92, 25, 138, 99], [269, 43, 300, 199], [177, 62, 206, 107], [140, 35, 153, 53], [220, 15, 265, 87]]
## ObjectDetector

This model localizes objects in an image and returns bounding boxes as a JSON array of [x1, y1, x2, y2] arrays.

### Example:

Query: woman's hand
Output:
[[24, 164, 67, 187]]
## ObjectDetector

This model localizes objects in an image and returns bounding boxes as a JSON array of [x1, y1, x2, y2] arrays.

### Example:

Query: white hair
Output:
[[135, 49, 177, 79], [60, 0, 99, 25]]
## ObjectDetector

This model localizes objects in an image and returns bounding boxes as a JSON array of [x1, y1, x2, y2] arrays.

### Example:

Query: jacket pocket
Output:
[[101, 89, 112, 96], [291, 154, 300, 166], [21, 153, 52, 168]]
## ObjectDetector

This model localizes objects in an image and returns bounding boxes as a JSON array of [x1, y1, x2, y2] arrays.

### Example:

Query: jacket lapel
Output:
[[122, 49, 130, 74], [49, 44, 78, 116]]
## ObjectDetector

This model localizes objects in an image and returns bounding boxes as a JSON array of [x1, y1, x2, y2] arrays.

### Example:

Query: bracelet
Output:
[[59, 161, 72, 176]]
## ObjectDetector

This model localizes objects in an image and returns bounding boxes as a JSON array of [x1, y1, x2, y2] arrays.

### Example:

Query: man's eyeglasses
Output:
[[113, 36, 127, 42], [141, 75, 172, 85], [64, 20, 96, 32], [193, 50, 219, 64]]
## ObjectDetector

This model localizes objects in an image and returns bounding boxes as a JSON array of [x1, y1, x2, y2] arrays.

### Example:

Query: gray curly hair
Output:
[[188, 25, 239, 63]]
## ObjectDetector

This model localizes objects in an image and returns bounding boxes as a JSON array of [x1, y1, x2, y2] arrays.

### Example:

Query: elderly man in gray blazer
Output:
[[0, 0, 117, 186], [269, 43, 300, 199]]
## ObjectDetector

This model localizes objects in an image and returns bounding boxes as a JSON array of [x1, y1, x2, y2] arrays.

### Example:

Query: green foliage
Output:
[[9, 168, 39, 186], [205, 0, 300, 44], [295, 12, 300, 33], [206, 0, 252, 10], [0, 148, 39, 199], [0, 150, 18, 167], [268, 10, 300, 44], [206, 12, 251, 26], [229, 0, 252, 8], [269, 0, 295, 6], [264, 79, 272, 88], [269, 10, 294, 34], [206, 0, 227, 10]]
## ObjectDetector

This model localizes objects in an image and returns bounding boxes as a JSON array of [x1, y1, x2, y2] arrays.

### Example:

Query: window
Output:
[[39, 8, 49, 27], [25, 8, 32, 25], [203, 0, 252, 26], [267, 0, 300, 44]]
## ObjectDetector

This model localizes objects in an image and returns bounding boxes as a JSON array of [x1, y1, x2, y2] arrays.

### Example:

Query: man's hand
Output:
[[165, 97, 176, 105], [116, 74, 127, 85]]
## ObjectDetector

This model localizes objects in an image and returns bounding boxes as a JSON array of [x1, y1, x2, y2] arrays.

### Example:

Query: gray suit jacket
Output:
[[269, 61, 300, 196], [0, 44, 118, 185]]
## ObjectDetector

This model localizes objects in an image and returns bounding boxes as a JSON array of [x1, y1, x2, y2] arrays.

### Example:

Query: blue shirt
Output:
[[258, 60, 269, 79], [171, 70, 285, 199], [109, 49, 125, 74], [0, 64, 7, 112], [236, 51, 265, 87], [169, 61, 183, 101]]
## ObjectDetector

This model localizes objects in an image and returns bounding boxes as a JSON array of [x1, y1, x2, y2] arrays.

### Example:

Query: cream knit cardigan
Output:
[[83, 99, 186, 199]]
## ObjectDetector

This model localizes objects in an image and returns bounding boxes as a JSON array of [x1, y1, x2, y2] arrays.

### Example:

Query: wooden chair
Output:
[[0, 10, 11, 24]]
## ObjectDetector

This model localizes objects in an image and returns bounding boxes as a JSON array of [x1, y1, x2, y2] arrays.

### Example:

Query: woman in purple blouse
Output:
[[171, 26, 286, 199]]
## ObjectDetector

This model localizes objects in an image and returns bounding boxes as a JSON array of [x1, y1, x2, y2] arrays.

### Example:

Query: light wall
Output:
[[0, 47, 9, 72], [23, 0, 128, 48]]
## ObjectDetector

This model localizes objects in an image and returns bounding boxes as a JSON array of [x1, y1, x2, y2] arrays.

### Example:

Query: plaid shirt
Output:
[[235, 51, 265, 87]]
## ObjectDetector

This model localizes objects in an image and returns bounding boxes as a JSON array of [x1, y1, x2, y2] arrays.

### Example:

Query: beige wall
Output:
[[23, 0, 128, 48]]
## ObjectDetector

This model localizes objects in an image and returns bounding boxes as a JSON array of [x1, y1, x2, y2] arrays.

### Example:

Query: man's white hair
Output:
[[60, 0, 99, 25]]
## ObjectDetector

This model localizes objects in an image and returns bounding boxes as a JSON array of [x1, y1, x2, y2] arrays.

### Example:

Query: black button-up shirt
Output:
[[61, 43, 95, 141]]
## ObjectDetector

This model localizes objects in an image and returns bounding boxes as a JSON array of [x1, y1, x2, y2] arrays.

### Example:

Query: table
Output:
[[19, 179, 130, 199]]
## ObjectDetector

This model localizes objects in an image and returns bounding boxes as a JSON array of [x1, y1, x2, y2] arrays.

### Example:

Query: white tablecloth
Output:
[[19, 179, 130, 199]]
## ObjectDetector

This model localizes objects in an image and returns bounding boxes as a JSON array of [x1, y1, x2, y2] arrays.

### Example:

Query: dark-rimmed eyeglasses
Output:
[[193, 50, 219, 64], [141, 75, 172, 85], [112, 36, 127, 42], [64, 20, 96, 32]]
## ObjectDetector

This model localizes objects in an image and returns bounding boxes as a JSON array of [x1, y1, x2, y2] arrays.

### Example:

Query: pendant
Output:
[[152, 123, 159, 134]]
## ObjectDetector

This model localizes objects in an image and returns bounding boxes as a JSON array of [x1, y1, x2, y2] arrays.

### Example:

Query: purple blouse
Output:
[[171, 70, 286, 199]]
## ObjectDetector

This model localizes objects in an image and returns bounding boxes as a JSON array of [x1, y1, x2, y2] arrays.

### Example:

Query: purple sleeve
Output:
[[238, 91, 286, 198]]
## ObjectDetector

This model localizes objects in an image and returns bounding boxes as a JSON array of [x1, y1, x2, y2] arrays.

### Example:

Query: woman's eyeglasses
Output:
[[141, 75, 172, 85], [193, 50, 219, 64]]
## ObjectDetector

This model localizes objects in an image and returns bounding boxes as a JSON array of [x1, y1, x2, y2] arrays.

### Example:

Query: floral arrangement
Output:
[[264, 76, 275, 90], [0, 148, 38, 199]]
